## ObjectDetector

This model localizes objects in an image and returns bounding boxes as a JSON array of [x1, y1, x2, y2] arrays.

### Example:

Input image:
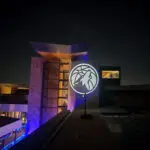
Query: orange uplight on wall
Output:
[[17, 87, 29, 90], [60, 64, 70, 72], [102, 70, 120, 79], [59, 90, 68, 97], [60, 59, 71, 63], [59, 73, 63, 80], [58, 108, 63, 113], [58, 99, 67, 106], [37, 51, 72, 61], [59, 79, 68, 88]]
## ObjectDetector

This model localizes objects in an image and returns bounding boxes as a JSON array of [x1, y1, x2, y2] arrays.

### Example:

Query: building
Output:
[[0, 43, 90, 149], [100, 66, 121, 86], [2, 42, 149, 150], [0, 83, 28, 124], [0, 84, 28, 149], [28, 42, 124, 133], [99, 66, 150, 109], [28, 42, 89, 133], [99, 66, 121, 106], [2, 42, 150, 149]]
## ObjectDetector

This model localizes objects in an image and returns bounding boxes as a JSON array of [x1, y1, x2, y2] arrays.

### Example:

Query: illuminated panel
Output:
[[1, 86, 12, 94], [59, 80, 69, 89], [17, 87, 28, 90], [60, 73, 63, 80], [59, 90, 68, 97], [37, 51, 71, 61], [58, 99, 67, 106], [58, 108, 63, 113], [102, 70, 120, 79], [58, 58, 71, 113], [60, 58, 71, 63], [59, 72, 69, 80], [60, 64, 70, 72]]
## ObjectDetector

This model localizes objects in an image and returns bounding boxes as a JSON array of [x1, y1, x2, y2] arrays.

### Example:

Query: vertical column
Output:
[[58, 59, 70, 113], [41, 61, 59, 124], [67, 86, 76, 112], [67, 60, 77, 111], [28, 57, 44, 133]]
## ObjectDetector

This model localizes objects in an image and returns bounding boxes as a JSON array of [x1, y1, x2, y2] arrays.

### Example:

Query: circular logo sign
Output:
[[69, 63, 99, 95]]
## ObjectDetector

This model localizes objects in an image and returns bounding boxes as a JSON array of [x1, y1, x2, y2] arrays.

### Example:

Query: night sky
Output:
[[0, 1, 150, 85]]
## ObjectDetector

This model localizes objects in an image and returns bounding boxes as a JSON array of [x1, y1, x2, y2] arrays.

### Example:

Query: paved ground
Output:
[[46, 109, 120, 150], [99, 106, 128, 114], [45, 107, 150, 150], [102, 114, 150, 150]]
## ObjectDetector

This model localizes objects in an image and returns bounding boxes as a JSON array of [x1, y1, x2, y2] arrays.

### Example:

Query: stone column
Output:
[[28, 57, 44, 133]]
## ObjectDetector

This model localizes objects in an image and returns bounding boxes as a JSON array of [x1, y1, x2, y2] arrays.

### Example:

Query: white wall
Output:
[[0, 104, 27, 112], [0, 120, 22, 137]]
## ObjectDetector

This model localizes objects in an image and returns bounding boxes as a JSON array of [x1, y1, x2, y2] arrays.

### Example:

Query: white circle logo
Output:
[[69, 63, 99, 95]]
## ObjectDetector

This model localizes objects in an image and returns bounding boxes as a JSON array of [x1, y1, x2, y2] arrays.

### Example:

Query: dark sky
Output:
[[0, 1, 150, 85]]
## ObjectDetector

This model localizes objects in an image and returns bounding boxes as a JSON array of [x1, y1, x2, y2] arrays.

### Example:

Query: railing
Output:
[[0, 121, 26, 149], [10, 110, 70, 150]]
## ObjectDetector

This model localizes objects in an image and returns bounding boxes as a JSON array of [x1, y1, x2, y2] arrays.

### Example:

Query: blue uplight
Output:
[[1, 124, 28, 150], [15, 134, 26, 143], [2, 134, 26, 150]]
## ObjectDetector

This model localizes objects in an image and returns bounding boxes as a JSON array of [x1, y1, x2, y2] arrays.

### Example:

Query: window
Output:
[[58, 99, 67, 106], [60, 59, 71, 63], [59, 81, 68, 89], [102, 70, 120, 79], [59, 90, 68, 97], [59, 72, 69, 80], [60, 64, 70, 72]]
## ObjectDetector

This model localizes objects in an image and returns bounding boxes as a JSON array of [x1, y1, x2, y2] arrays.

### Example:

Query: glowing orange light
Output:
[[102, 70, 120, 79]]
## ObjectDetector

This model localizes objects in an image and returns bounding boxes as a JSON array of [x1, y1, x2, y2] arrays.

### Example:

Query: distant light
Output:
[[69, 63, 99, 95]]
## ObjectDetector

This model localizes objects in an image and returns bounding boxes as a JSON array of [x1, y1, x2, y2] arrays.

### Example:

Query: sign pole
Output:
[[84, 93, 87, 115], [69, 63, 99, 119]]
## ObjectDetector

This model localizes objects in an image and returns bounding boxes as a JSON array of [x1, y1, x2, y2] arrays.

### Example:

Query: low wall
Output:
[[0, 120, 22, 138], [103, 90, 150, 109], [10, 110, 70, 150]]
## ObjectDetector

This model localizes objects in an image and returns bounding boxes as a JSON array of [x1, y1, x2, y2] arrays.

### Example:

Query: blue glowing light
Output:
[[1, 124, 28, 150], [2, 134, 26, 150]]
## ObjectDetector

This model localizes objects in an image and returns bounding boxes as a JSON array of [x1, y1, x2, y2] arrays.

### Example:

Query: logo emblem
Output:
[[69, 63, 99, 95]]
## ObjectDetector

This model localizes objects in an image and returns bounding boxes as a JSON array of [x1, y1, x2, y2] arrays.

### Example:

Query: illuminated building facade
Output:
[[0, 83, 28, 95], [0, 84, 28, 149], [28, 42, 88, 133], [0, 43, 122, 149]]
